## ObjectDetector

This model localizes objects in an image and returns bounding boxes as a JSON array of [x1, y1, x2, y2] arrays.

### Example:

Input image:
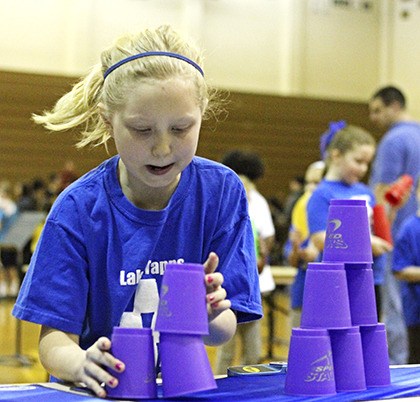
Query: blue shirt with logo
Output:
[[13, 156, 262, 349]]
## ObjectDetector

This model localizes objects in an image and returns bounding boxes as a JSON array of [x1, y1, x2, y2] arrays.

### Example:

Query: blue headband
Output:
[[103, 51, 204, 80], [320, 120, 347, 159]]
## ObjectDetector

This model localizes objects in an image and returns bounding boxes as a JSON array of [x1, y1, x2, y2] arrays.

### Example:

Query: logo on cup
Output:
[[325, 219, 348, 249], [305, 351, 334, 383]]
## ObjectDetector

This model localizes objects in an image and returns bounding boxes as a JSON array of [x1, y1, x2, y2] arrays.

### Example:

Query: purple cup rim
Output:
[[330, 199, 366, 206], [112, 327, 152, 336], [308, 262, 345, 271], [344, 263, 373, 269], [291, 328, 329, 337], [164, 263, 204, 273], [359, 323, 386, 332], [328, 326, 360, 334]]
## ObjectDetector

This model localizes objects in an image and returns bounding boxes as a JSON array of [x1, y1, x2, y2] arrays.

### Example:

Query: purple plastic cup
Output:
[[322, 199, 373, 264], [160, 333, 217, 397], [285, 328, 336, 396], [360, 323, 391, 387], [300, 262, 352, 329], [346, 264, 378, 325], [106, 327, 157, 399], [329, 327, 366, 392], [155, 263, 208, 335]]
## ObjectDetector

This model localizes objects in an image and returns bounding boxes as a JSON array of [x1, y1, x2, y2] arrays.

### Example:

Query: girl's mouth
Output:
[[146, 163, 174, 176]]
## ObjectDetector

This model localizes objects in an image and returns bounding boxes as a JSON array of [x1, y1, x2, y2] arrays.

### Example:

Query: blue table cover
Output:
[[0, 366, 419, 401]]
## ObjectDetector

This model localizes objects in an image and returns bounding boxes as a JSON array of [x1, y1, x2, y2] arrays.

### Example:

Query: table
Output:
[[270, 266, 298, 286], [0, 365, 419, 401]]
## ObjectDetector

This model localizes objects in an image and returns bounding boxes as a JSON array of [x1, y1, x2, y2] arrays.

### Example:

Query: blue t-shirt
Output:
[[13, 156, 262, 349], [392, 215, 420, 327], [307, 179, 386, 284], [369, 121, 420, 237]]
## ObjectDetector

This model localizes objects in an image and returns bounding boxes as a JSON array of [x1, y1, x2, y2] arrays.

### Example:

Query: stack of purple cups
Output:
[[155, 263, 217, 398], [285, 199, 391, 397]]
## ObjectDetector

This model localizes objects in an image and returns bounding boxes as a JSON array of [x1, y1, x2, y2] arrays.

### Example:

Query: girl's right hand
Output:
[[76, 337, 125, 398]]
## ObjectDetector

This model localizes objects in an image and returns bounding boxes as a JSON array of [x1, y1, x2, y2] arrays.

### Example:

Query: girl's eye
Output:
[[172, 125, 191, 134], [133, 128, 151, 134], [171, 127, 186, 133]]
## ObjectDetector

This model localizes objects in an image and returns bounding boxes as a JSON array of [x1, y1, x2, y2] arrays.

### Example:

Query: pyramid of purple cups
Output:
[[155, 263, 217, 398], [285, 199, 391, 396]]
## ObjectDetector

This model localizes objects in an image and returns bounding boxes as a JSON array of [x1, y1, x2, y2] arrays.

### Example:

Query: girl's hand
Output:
[[203, 252, 231, 322], [77, 337, 125, 398]]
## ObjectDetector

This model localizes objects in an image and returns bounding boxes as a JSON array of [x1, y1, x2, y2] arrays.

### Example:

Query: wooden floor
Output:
[[0, 289, 291, 384]]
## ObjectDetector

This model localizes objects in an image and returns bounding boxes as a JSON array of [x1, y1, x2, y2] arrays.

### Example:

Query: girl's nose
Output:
[[151, 132, 171, 157]]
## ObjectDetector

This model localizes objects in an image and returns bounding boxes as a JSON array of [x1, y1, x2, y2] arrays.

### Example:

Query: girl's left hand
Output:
[[203, 252, 231, 321]]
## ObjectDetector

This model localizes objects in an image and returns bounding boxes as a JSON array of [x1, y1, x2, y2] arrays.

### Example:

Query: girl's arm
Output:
[[394, 266, 420, 282], [311, 231, 326, 252], [371, 234, 393, 256], [39, 326, 124, 398]]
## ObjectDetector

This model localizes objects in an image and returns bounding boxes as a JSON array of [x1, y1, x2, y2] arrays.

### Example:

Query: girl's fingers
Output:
[[82, 376, 107, 398], [97, 337, 111, 351], [82, 358, 122, 398], [203, 252, 219, 274], [207, 298, 231, 318], [88, 338, 125, 372], [206, 286, 227, 306], [205, 272, 223, 292]]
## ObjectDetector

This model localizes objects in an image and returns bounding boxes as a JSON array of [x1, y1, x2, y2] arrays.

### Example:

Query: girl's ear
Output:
[[98, 103, 114, 137], [329, 148, 341, 161]]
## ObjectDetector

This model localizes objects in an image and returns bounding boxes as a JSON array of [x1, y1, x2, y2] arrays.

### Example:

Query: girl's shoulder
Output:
[[190, 156, 243, 186]]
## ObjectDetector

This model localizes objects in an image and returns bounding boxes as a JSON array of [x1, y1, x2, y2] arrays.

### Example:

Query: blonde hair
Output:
[[324, 125, 376, 165], [33, 25, 222, 149]]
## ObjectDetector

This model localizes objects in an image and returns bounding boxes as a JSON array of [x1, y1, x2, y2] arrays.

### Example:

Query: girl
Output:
[[13, 26, 262, 398], [307, 122, 393, 319]]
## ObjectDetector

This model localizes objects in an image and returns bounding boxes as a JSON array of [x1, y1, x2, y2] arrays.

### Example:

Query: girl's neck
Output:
[[324, 168, 342, 182]]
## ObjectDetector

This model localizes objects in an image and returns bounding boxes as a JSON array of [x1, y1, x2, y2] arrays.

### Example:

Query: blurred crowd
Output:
[[0, 161, 78, 298]]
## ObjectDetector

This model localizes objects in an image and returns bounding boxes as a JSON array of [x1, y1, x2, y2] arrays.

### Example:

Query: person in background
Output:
[[0, 180, 19, 298], [58, 160, 79, 193], [12, 25, 262, 397], [216, 150, 275, 374], [369, 86, 420, 364], [282, 176, 305, 229], [15, 182, 37, 212], [307, 121, 393, 320], [284, 160, 325, 328], [392, 174, 420, 364]]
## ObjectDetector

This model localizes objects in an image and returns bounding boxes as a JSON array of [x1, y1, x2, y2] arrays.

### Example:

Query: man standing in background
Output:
[[369, 86, 420, 364]]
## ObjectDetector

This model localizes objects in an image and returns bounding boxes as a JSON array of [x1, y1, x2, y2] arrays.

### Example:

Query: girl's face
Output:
[[330, 144, 375, 185], [107, 77, 202, 204]]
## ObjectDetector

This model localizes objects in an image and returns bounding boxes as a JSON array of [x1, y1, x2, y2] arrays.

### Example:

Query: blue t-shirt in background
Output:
[[307, 179, 386, 284], [369, 121, 420, 238], [392, 215, 420, 327]]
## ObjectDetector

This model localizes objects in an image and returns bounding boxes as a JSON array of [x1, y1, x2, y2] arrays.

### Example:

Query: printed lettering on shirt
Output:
[[119, 258, 185, 286]]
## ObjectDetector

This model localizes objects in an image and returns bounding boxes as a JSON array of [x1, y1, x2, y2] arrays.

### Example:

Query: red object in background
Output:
[[373, 204, 393, 244], [384, 174, 414, 207]]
